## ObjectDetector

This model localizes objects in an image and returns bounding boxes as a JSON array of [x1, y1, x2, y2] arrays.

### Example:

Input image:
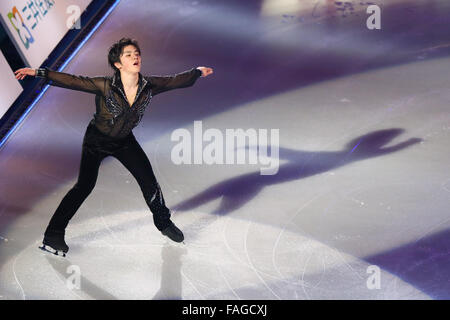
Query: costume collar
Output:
[[112, 72, 147, 91], [111, 72, 148, 106]]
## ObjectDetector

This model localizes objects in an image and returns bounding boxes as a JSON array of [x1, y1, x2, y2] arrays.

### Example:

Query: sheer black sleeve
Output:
[[36, 68, 106, 95], [147, 67, 202, 96]]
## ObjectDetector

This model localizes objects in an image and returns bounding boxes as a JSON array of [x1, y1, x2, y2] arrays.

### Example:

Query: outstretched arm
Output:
[[148, 66, 213, 96], [15, 67, 106, 95]]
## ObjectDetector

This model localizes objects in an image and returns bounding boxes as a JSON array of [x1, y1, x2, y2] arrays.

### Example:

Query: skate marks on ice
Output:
[[43, 255, 118, 300], [1, 211, 188, 299], [9, 242, 118, 299], [176, 211, 429, 299], [2, 210, 429, 299], [173, 128, 422, 216]]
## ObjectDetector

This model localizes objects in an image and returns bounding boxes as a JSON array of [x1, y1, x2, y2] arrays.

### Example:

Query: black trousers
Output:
[[45, 122, 171, 235]]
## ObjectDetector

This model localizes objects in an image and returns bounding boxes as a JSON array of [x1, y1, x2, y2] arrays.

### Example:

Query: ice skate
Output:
[[161, 221, 185, 244], [39, 230, 69, 257]]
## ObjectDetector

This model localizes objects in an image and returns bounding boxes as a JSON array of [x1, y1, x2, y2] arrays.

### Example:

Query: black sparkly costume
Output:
[[36, 67, 202, 245]]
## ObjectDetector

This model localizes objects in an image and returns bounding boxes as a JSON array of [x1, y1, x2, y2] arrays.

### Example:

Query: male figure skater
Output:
[[15, 38, 213, 256]]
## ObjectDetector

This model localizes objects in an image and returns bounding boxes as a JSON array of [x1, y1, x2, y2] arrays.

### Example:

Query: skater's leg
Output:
[[45, 142, 106, 233], [112, 137, 171, 231]]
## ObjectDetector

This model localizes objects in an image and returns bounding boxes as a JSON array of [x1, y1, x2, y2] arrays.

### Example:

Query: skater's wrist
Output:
[[35, 68, 48, 78]]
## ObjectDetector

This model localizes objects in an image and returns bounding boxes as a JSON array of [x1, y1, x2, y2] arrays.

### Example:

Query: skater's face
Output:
[[115, 45, 141, 74]]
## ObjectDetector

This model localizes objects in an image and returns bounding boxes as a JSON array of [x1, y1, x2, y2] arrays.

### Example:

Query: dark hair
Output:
[[108, 37, 141, 72]]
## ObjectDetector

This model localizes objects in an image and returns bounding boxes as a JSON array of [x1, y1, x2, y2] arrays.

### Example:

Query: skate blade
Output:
[[39, 244, 67, 257]]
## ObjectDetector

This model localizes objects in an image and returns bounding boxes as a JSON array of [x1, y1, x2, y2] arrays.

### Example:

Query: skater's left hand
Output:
[[197, 66, 213, 77]]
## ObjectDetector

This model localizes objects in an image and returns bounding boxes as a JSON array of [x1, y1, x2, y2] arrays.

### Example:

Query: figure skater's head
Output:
[[108, 37, 141, 75]]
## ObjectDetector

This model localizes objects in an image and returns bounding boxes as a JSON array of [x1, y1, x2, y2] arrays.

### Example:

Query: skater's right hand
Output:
[[14, 68, 36, 80]]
